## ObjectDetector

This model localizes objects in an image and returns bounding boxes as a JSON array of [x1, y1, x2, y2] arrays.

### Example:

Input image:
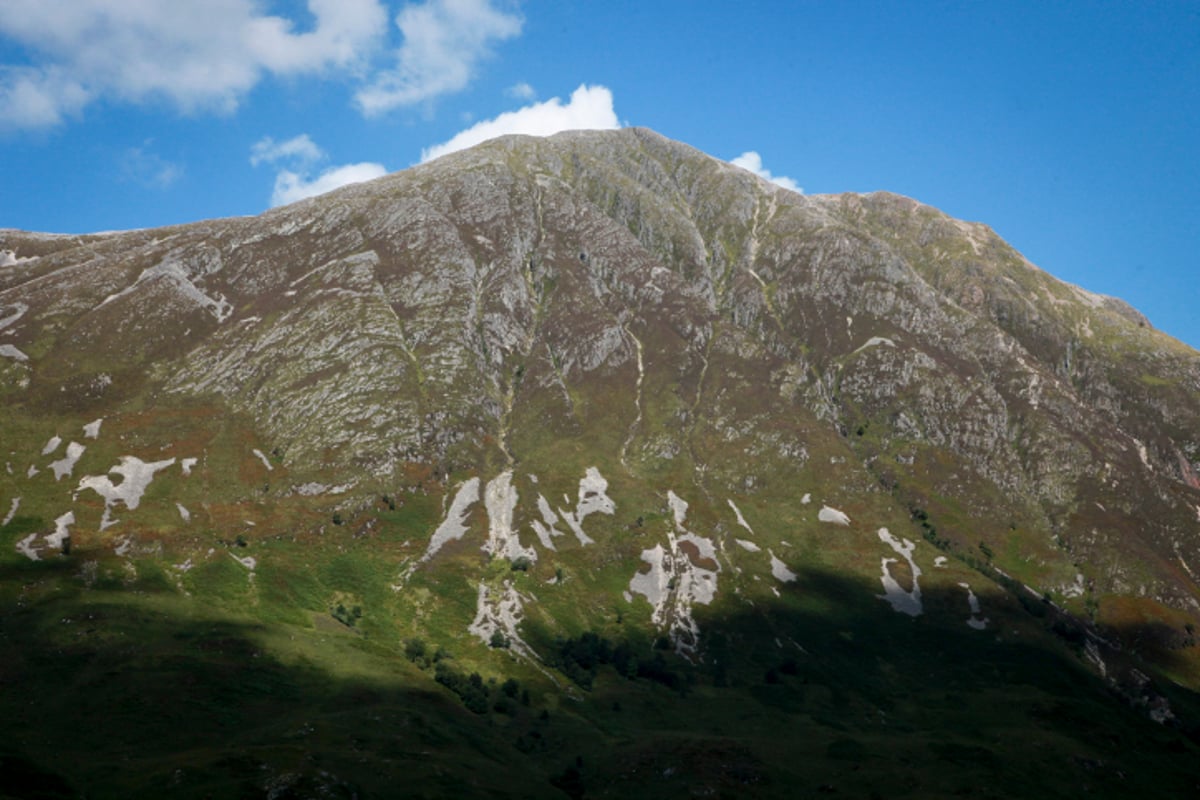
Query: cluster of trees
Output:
[[548, 631, 686, 691], [763, 657, 800, 685], [403, 637, 445, 669], [404, 637, 530, 714], [550, 632, 636, 689], [433, 664, 533, 714], [434, 663, 491, 714], [909, 506, 952, 551]]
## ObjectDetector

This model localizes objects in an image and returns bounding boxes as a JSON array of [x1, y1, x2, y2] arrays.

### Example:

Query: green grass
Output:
[[4, 472, 1200, 800]]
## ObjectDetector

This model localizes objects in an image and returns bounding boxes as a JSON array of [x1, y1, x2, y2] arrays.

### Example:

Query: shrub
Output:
[[331, 603, 361, 628], [551, 765, 584, 800], [404, 637, 428, 667]]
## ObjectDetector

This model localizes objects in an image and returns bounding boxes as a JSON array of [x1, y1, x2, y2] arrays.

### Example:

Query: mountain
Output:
[[2, 127, 1199, 798]]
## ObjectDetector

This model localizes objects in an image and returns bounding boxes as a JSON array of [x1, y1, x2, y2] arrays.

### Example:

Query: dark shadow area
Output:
[[0, 557, 566, 800], [1, 555, 1199, 800]]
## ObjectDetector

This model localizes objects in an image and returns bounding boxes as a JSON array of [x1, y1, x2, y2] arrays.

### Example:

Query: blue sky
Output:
[[2, 1, 1197, 347]]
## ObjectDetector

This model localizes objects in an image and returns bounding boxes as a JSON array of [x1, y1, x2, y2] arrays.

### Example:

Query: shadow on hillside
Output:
[[1, 556, 1199, 800], [0, 556, 568, 800]]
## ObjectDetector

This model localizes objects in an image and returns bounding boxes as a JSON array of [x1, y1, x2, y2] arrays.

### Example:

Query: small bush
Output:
[[404, 637, 428, 667], [331, 603, 361, 628]]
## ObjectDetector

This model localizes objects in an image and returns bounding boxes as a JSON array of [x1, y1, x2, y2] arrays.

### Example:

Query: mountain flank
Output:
[[2, 127, 1200, 798]]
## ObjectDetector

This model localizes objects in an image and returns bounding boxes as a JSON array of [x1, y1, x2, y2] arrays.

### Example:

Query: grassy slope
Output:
[[3, 546, 1199, 799], [3, 396, 1200, 799]]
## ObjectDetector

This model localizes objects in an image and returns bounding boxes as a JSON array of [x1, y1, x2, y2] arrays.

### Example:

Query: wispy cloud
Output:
[[120, 143, 183, 189], [250, 134, 386, 207], [355, 0, 522, 115], [505, 81, 535, 100], [421, 84, 619, 163], [0, 0, 522, 129], [730, 151, 802, 193]]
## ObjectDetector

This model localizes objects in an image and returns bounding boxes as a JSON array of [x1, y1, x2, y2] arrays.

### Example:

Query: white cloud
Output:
[[420, 84, 619, 163], [730, 151, 802, 193], [246, 0, 389, 73], [271, 162, 388, 206], [0, 0, 391, 128], [0, 1, 525, 128], [250, 134, 324, 167], [505, 81, 535, 100], [356, 0, 522, 115], [0, 65, 90, 127], [251, 133, 387, 207]]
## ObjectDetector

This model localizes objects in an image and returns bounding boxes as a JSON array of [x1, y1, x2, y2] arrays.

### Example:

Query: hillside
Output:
[[2, 127, 1200, 798]]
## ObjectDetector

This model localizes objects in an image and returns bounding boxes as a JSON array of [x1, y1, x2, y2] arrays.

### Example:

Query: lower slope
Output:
[[1, 397, 1199, 798]]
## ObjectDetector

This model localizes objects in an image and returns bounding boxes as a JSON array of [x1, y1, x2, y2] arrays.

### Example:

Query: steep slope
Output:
[[2, 128, 1200, 797]]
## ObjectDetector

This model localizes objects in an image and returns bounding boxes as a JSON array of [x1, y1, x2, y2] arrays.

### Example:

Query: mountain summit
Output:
[[3, 128, 1200, 798]]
